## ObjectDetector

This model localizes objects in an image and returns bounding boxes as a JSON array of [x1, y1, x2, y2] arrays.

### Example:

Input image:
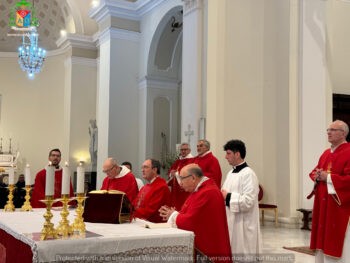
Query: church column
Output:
[[297, 0, 330, 209], [91, 5, 140, 188], [57, 35, 98, 188], [182, 0, 204, 150]]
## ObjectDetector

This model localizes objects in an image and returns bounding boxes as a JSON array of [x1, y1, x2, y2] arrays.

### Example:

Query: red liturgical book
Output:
[[83, 190, 131, 224]]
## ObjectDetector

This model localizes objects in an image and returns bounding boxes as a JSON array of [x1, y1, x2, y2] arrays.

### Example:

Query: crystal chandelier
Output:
[[18, 29, 46, 78]]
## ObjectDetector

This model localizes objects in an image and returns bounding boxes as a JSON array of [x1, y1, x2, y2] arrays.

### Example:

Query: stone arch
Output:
[[144, 6, 183, 166], [147, 6, 183, 79]]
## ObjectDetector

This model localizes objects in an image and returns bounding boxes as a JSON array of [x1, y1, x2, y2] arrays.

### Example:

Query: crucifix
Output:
[[184, 124, 194, 144]]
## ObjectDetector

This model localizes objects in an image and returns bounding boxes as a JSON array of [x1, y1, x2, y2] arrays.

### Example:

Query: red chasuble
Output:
[[168, 157, 194, 210], [31, 168, 74, 208], [309, 143, 350, 257], [132, 176, 170, 223], [101, 172, 139, 203], [193, 152, 222, 188], [176, 179, 232, 263]]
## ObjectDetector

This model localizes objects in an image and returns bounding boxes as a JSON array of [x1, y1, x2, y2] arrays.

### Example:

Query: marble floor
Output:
[[261, 225, 314, 263]]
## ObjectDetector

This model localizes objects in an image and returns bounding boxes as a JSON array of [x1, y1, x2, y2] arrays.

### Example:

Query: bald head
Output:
[[102, 158, 120, 178], [181, 164, 203, 178], [334, 120, 349, 137], [327, 120, 349, 147], [178, 164, 204, 193]]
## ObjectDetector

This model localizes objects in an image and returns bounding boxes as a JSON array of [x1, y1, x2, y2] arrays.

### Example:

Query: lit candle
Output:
[[9, 166, 15, 185], [25, 164, 31, 186], [62, 162, 70, 195], [76, 162, 85, 193], [45, 162, 54, 196]]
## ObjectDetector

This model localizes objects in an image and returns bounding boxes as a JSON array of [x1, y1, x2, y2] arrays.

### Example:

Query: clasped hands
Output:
[[313, 168, 328, 182], [159, 205, 176, 221]]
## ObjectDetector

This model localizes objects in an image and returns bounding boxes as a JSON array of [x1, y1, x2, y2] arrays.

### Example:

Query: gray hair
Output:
[[180, 142, 191, 150], [198, 139, 210, 150]]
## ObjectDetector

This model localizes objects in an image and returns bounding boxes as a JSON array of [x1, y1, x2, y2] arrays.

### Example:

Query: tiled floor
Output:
[[261, 225, 314, 263]]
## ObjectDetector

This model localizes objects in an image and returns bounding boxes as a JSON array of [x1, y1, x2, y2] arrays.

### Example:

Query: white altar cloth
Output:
[[0, 208, 194, 262]]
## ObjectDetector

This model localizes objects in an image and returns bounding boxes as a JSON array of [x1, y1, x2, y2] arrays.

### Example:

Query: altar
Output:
[[0, 209, 194, 263], [0, 153, 19, 183]]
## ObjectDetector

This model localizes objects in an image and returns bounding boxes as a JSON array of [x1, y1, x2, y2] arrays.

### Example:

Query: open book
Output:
[[88, 189, 125, 194]]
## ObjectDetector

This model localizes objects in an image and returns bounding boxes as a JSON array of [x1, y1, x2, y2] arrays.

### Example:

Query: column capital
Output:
[[89, 0, 164, 22], [182, 0, 203, 15]]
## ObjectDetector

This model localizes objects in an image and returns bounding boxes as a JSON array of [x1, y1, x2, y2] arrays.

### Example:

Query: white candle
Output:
[[25, 164, 31, 186], [45, 162, 54, 196], [76, 162, 85, 193], [62, 162, 70, 195], [9, 166, 15, 185]]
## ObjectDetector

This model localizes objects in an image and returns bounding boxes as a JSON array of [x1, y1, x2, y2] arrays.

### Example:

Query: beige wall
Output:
[[0, 52, 97, 184], [0, 54, 66, 183], [205, 0, 292, 218]]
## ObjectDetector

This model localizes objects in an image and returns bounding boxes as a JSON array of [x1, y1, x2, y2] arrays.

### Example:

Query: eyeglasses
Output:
[[103, 165, 115, 174], [180, 148, 189, 151], [326, 128, 344, 132], [176, 174, 193, 181]]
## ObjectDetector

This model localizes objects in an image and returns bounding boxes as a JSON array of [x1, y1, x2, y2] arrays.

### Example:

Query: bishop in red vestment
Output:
[[168, 142, 194, 210], [132, 159, 170, 223], [193, 139, 222, 188], [101, 158, 139, 203], [309, 120, 350, 261], [31, 149, 75, 208], [160, 164, 232, 263]]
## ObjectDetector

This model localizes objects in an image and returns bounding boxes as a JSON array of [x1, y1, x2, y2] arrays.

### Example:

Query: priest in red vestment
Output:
[[193, 139, 222, 188], [31, 149, 75, 208], [132, 159, 170, 223], [309, 120, 350, 262], [101, 158, 139, 203], [160, 164, 232, 263], [168, 142, 194, 210]]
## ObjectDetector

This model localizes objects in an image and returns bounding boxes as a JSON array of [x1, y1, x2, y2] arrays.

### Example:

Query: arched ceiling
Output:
[[0, 0, 71, 51]]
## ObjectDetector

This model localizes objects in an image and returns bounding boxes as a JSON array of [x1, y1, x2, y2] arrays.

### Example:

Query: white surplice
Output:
[[222, 166, 262, 257]]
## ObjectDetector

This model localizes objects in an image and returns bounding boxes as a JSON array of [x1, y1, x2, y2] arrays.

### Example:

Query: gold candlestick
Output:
[[40, 196, 58, 240], [4, 184, 15, 212], [71, 193, 86, 234], [20, 185, 33, 211], [56, 195, 73, 237]]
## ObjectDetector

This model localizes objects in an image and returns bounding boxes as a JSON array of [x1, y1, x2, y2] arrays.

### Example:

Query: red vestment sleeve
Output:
[[176, 179, 232, 263], [132, 177, 170, 223]]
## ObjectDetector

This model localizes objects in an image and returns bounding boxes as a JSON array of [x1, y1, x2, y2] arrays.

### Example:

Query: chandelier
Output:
[[8, 0, 45, 78], [18, 29, 46, 78]]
